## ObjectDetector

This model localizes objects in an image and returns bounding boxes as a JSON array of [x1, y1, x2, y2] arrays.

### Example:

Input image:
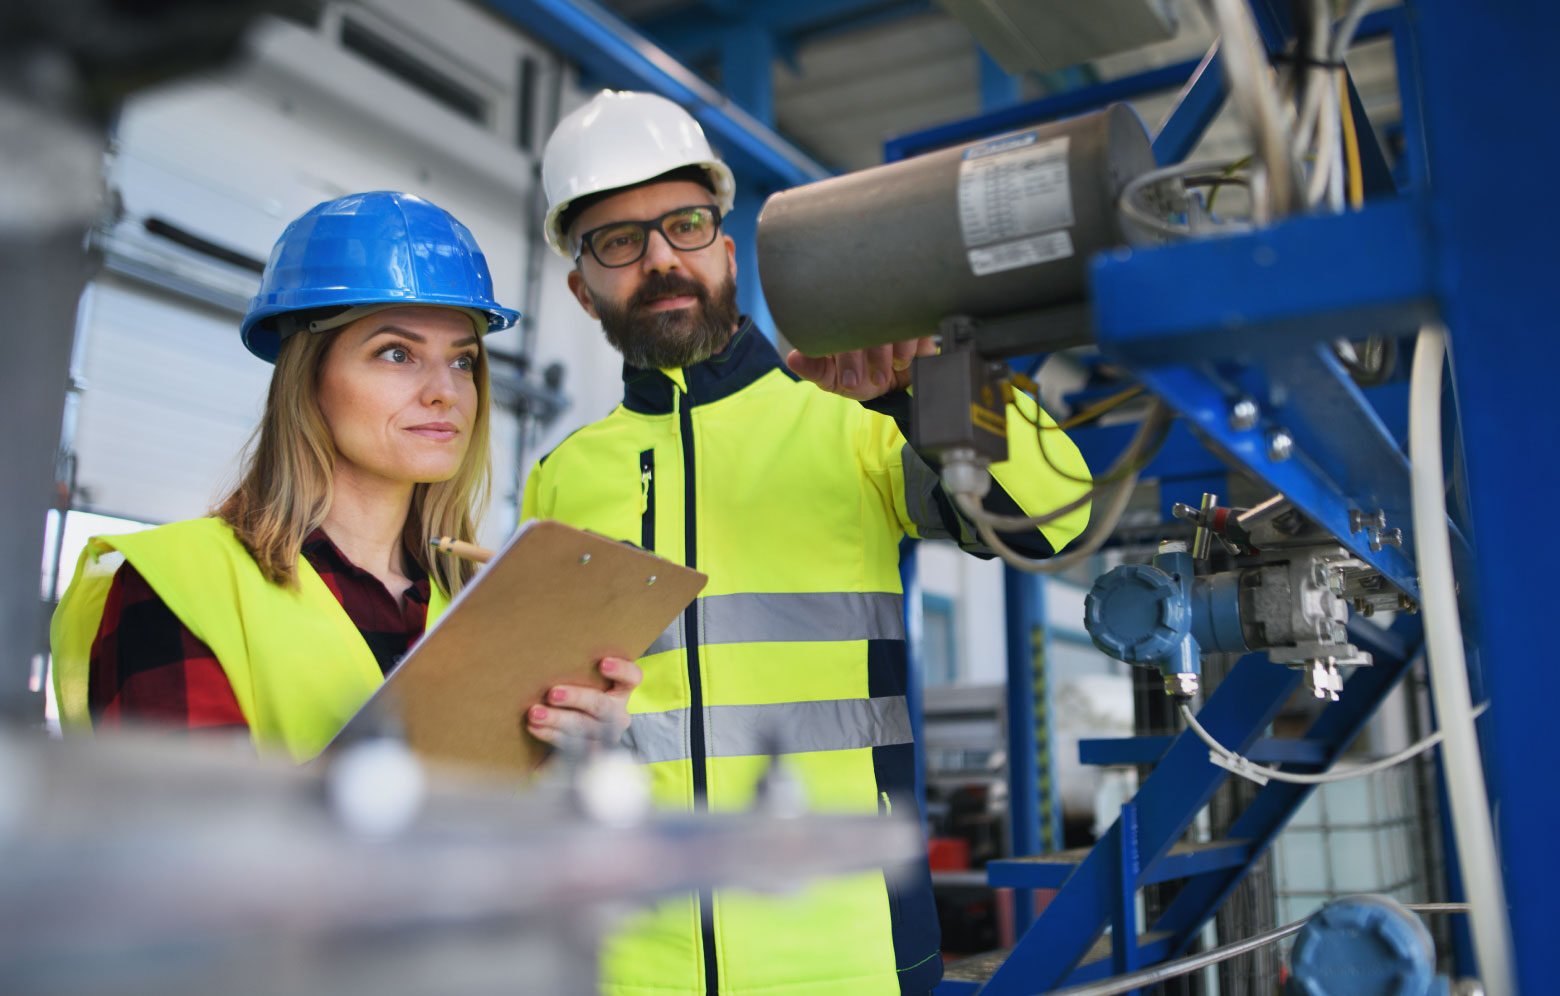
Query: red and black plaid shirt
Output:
[[88, 529, 431, 731]]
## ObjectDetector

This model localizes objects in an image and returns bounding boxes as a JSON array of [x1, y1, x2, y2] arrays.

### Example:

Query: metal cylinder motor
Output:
[[755, 103, 1157, 357]]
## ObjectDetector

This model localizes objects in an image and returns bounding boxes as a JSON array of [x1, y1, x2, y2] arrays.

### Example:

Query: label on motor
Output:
[[957, 133, 1074, 275], [966, 230, 1075, 277]]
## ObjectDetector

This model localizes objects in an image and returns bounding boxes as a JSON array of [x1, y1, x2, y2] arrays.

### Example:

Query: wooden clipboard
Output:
[[336, 520, 705, 779]]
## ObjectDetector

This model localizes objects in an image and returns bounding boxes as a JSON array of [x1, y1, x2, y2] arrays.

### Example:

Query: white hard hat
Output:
[[541, 90, 737, 258]]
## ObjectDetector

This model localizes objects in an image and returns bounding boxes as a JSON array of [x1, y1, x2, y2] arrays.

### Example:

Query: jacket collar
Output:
[[622, 316, 790, 414]]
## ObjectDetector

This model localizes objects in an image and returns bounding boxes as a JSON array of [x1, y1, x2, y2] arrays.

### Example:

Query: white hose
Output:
[[1410, 324, 1514, 995], [1179, 701, 1488, 786]]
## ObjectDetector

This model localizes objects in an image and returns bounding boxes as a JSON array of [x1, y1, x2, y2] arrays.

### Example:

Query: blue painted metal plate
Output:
[[1079, 735, 1331, 766], [1092, 199, 1437, 362]]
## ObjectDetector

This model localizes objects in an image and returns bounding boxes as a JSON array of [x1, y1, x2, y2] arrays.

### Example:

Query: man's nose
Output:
[[640, 228, 681, 272]]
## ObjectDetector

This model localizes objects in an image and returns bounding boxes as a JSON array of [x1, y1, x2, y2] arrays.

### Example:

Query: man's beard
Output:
[[593, 268, 740, 370]]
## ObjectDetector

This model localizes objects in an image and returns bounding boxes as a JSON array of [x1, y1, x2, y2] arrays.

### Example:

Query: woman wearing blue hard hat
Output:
[[51, 191, 639, 760]]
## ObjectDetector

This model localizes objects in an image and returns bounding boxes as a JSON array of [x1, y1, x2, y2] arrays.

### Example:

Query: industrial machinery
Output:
[[1083, 493, 1405, 701], [754, 0, 1541, 992]]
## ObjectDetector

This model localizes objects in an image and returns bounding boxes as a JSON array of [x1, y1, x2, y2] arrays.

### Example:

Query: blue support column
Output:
[[978, 49, 1022, 111], [720, 21, 776, 128], [1411, 5, 1560, 986], [1003, 566, 1057, 937], [901, 538, 928, 825], [1112, 802, 1143, 988]]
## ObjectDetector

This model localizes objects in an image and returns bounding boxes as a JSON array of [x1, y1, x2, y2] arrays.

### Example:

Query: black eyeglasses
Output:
[[575, 204, 723, 268]]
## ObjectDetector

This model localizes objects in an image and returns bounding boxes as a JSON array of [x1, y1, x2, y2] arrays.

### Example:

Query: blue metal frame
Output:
[[1002, 567, 1063, 938], [885, 10, 1402, 163], [926, 2, 1544, 991], [1411, 3, 1560, 984]]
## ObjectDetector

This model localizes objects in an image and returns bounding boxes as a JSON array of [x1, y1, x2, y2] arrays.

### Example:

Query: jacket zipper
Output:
[[677, 392, 718, 995], [639, 449, 655, 551]]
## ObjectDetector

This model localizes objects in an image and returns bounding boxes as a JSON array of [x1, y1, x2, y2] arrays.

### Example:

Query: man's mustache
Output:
[[630, 273, 707, 310]]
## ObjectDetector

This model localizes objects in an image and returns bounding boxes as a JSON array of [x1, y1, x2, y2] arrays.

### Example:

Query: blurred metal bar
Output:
[[478, 0, 828, 189], [0, 88, 103, 722]]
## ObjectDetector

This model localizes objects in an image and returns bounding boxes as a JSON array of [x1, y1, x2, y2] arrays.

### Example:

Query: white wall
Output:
[[62, 0, 629, 559]]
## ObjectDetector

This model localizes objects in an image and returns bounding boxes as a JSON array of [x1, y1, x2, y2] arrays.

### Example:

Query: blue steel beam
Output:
[[720, 20, 777, 126], [988, 838, 1252, 890], [1079, 735, 1332, 766], [1128, 363, 1421, 598], [978, 49, 1022, 111], [640, 0, 929, 64], [1413, 2, 1560, 987], [480, 0, 828, 189], [887, 57, 1206, 161], [887, 8, 1402, 165], [1151, 615, 1424, 948], [1004, 567, 1056, 937], [1092, 199, 1436, 362]]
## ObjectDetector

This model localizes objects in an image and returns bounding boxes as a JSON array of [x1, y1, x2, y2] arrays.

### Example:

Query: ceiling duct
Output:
[[938, 0, 1180, 73]]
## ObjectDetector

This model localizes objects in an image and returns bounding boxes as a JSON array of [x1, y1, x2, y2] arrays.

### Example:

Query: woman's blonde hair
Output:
[[215, 317, 491, 597]]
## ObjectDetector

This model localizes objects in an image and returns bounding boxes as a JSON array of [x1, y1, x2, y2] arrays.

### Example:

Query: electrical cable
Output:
[[951, 403, 1174, 574], [1337, 67, 1365, 209], [959, 401, 1173, 532], [1018, 384, 1151, 486], [1204, 154, 1254, 214], [1409, 323, 1514, 996], [1050, 903, 1469, 996], [1119, 159, 1260, 240], [1044, 384, 1146, 431], [1204, 0, 1304, 219], [1178, 701, 1489, 787]]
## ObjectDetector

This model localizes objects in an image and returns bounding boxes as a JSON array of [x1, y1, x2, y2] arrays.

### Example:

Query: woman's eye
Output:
[[453, 354, 476, 372], [379, 346, 411, 363]]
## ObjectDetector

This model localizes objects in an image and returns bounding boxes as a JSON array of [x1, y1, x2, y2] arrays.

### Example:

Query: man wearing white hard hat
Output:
[[525, 89, 1094, 995]]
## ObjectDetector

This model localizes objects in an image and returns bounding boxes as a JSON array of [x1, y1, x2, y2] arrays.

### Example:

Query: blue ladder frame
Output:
[[939, 617, 1423, 992]]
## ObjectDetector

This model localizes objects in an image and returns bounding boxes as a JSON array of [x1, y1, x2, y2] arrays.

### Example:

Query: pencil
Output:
[[430, 535, 494, 564]]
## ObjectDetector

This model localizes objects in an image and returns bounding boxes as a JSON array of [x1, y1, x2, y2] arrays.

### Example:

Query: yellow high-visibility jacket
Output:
[[522, 321, 1091, 995], [51, 517, 447, 760]]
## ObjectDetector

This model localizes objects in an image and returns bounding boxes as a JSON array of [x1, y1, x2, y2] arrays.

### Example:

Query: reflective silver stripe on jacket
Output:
[[644, 591, 904, 656], [626, 696, 912, 764]]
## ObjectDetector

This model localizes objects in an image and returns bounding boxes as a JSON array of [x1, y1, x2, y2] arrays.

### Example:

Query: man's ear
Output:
[[723, 233, 737, 279], [566, 268, 601, 319]]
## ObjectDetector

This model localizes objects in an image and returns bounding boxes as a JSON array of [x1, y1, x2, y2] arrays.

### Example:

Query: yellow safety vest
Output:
[[51, 517, 448, 761], [522, 322, 1090, 995]]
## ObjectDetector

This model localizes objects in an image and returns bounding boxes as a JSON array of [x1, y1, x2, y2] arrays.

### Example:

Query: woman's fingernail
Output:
[[549, 688, 567, 704], [531, 706, 548, 722], [601, 659, 618, 675]]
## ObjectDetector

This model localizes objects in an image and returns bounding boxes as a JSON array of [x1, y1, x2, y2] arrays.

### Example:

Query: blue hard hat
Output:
[[240, 191, 521, 362]]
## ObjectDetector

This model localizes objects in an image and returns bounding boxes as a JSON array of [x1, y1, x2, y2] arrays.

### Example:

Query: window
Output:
[[921, 593, 959, 686]]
